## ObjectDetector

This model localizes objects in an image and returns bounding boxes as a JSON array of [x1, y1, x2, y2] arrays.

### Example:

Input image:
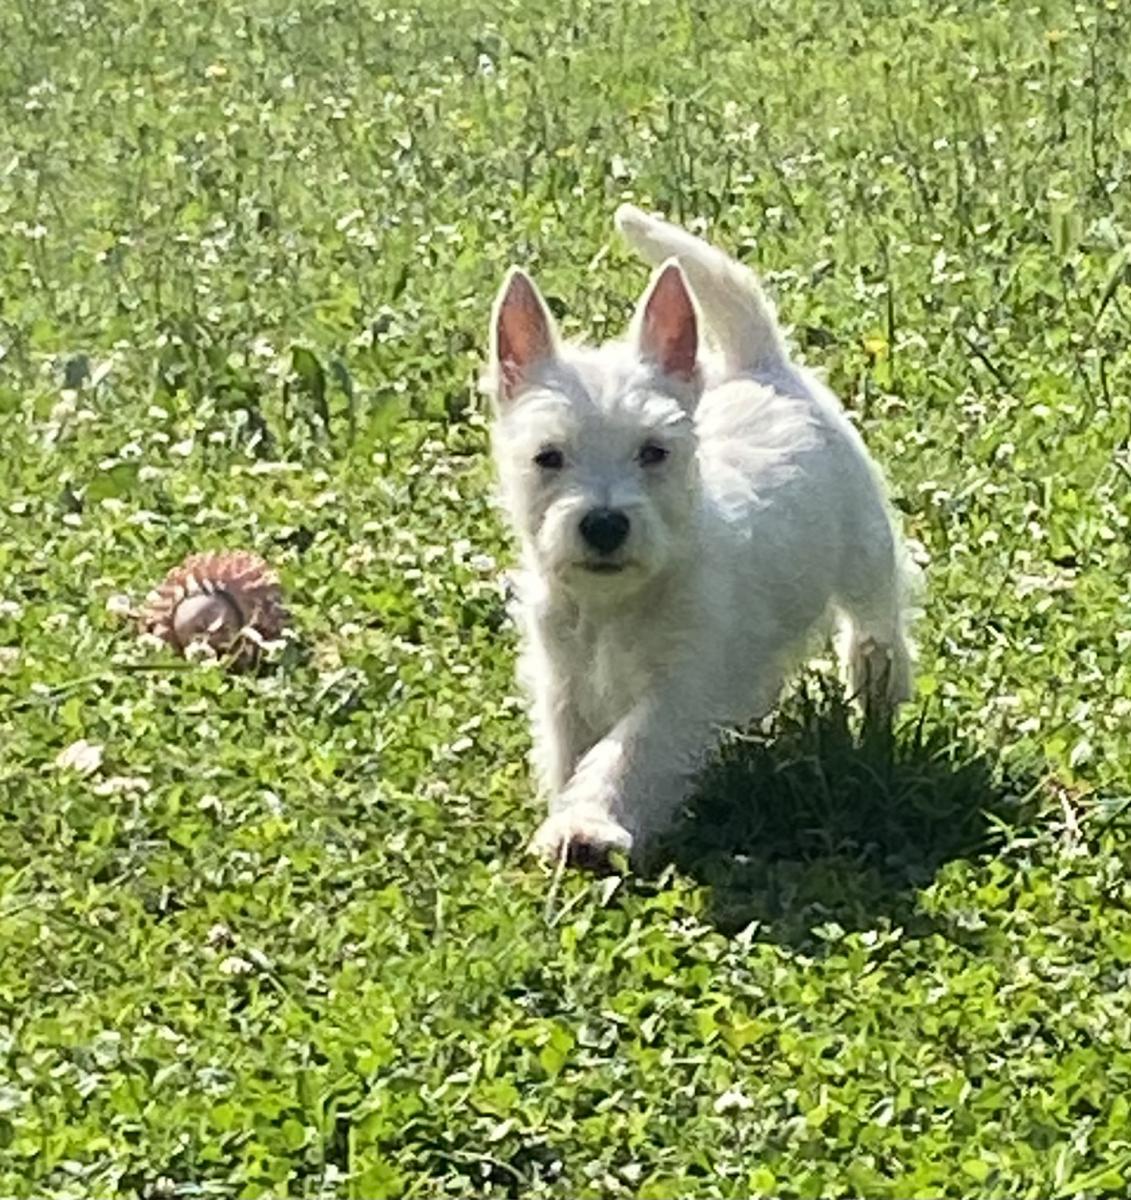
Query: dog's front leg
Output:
[[528, 670, 593, 798], [529, 645, 786, 868], [519, 613, 596, 799], [529, 679, 720, 868]]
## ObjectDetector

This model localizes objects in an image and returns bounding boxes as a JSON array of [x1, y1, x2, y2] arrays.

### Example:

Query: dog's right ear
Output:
[[490, 268, 558, 404]]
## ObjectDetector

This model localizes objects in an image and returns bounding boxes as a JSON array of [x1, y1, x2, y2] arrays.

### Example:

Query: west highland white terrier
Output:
[[485, 205, 917, 868]]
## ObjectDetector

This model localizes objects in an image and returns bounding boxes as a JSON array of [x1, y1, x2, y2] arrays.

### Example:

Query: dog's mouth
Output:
[[577, 561, 628, 575]]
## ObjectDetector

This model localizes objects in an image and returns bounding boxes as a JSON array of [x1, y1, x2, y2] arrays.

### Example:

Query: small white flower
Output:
[[714, 1088, 753, 1114], [55, 739, 104, 775], [218, 954, 254, 976], [105, 593, 133, 618], [93, 775, 149, 796], [198, 793, 223, 816], [246, 947, 273, 971], [184, 639, 219, 664], [0, 1085, 30, 1115], [207, 922, 234, 947]]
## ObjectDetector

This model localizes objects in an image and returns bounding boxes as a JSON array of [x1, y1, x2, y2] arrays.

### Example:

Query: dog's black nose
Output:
[[579, 508, 630, 555]]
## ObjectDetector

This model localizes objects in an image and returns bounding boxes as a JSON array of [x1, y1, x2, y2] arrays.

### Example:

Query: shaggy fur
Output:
[[485, 205, 917, 867]]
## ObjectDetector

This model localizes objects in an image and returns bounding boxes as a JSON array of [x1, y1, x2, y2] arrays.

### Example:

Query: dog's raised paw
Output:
[[529, 808, 633, 872]]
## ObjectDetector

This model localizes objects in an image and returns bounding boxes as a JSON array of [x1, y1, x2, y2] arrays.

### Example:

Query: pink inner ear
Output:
[[496, 272, 554, 396], [641, 264, 697, 380]]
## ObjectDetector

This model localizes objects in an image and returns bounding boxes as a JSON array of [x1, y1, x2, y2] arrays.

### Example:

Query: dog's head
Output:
[[486, 261, 702, 601]]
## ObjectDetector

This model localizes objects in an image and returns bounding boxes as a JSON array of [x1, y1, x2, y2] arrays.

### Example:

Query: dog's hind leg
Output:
[[832, 524, 917, 713]]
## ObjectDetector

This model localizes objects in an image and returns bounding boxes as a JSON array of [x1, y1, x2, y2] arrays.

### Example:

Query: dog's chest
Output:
[[564, 621, 649, 731]]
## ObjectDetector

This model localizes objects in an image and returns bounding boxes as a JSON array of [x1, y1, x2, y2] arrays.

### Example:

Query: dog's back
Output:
[[618, 204, 917, 708]]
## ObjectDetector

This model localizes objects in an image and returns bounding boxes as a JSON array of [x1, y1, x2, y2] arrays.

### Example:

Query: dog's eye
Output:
[[638, 442, 669, 466], [533, 447, 564, 470]]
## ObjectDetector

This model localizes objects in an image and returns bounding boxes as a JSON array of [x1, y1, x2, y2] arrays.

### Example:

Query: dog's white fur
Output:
[[485, 205, 916, 866]]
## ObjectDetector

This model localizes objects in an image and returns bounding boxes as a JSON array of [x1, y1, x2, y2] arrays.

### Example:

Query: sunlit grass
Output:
[[1, 0, 1129, 1195]]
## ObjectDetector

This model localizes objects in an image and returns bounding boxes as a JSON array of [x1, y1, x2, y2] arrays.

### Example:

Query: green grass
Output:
[[2, 0, 1130, 1195]]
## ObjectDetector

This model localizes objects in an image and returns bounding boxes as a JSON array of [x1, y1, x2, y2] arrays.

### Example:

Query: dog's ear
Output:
[[491, 268, 558, 403], [632, 260, 698, 381]]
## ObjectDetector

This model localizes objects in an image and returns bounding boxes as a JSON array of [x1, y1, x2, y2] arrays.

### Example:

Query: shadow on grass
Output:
[[653, 678, 1044, 947]]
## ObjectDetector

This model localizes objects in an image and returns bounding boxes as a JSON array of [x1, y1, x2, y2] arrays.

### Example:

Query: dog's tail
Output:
[[615, 204, 787, 375]]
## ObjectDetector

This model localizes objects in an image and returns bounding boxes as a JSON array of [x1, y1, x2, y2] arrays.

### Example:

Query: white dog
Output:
[[485, 205, 916, 868]]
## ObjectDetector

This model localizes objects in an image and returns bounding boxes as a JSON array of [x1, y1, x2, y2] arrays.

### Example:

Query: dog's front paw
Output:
[[529, 808, 634, 872]]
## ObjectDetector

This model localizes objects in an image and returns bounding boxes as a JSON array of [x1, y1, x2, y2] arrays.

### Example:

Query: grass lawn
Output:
[[2, 0, 1130, 1195]]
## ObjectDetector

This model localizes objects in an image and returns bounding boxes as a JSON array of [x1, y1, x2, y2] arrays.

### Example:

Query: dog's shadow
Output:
[[651, 680, 1042, 948]]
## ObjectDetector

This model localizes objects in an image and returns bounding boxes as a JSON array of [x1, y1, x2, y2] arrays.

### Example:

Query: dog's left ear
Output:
[[632, 260, 698, 381]]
